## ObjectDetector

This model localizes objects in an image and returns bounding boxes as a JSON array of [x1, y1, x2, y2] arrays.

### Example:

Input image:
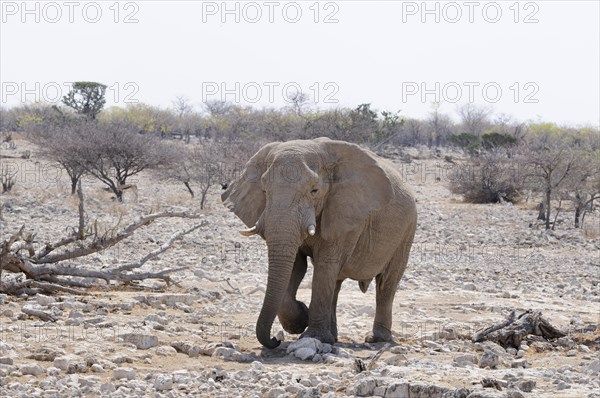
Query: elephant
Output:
[[221, 137, 417, 349]]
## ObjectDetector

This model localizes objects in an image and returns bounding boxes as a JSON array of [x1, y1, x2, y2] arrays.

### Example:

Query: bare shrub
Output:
[[449, 151, 524, 204], [519, 126, 598, 229], [159, 139, 265, 209]]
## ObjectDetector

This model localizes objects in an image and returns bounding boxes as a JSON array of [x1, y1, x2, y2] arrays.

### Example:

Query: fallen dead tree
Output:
[[1, 181, 207, 296], [1, 212, 206, 296], [473, 310, 567, 348]]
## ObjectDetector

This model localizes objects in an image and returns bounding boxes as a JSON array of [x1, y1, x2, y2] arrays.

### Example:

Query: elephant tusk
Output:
[[307, 225, 316, 236], [240, 226, 259, 236]]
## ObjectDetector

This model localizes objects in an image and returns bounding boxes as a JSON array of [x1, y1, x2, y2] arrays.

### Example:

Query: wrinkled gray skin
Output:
[[222, 138, 417, 349]]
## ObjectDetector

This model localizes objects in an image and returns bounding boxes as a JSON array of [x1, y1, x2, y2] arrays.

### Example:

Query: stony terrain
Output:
[[1, 138, 598, 398]]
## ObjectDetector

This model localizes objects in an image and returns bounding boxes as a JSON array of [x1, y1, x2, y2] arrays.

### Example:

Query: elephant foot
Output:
[[365, 324, 393, 343], [365, 333, 393, 343], [278, 300, 309, 335], [300, 326, 335, 345]]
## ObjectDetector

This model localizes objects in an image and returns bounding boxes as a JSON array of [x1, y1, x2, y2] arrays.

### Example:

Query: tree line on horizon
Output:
[[0, 82, 598, 229]]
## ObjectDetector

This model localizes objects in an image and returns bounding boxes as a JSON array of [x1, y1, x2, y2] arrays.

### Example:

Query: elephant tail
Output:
[[358, 279, 372, 293]]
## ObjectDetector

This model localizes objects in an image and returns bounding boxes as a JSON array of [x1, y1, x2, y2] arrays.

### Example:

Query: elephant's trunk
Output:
[[256, 243, 298, 348], [256, 207, 304, 348]]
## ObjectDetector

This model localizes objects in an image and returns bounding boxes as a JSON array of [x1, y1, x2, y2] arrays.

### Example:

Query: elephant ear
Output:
[[221, 142, 279, 228], [320, 139, 394, 241]]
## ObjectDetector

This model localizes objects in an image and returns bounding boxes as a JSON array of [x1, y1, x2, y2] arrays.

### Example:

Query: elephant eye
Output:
[[311, 188, 319, 194]]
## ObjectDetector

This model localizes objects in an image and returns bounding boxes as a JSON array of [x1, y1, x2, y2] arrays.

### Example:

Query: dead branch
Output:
[[473, 310, 566, 348], [368, 343, 391, 370], [1, 211, 208, 295], [1, 278, 85, 296], [21, 305, 58, 322], [34, 211, 204, 264], [112, 222, 205, 272]]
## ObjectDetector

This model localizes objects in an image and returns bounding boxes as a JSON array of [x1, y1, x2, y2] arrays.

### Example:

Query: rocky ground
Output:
[[1, 138, 599, 398]]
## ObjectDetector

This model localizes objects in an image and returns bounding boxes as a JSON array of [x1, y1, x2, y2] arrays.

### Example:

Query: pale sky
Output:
[[1, 1, 599, 126]]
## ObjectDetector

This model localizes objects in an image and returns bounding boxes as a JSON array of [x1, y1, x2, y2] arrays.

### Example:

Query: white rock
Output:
[[35, 294, 55, 306], [556, 381, 571, 390], [265, 387, 286, 398], [173, 369, 191, 384], [384, 382, 409, 398], [90, 364, 104, 373], [120, 333, 159, 350], [46, 367, 61, 376], [154, 374, 173, 391], [78, 376, 100, 387], [454, 354, 477, 366], [145, 314, 169, 325], [297, 387, 321, 397], [212, 347, 252, 363], [287, 337, 332, 361], [112, 367, 136, 380], [294, 347, 317, 361], [19, 363, 44, 376], [0, 357, 13, 365], [587, 360, 600, 374], [250, 361, 265, 374], [347, 377, 379, 396], [100, 382, 116, 394], [52, 356, 71, 371], [155, 345, 177, 356], [479, 350, 500, 368], [517, 379, 536, 392]]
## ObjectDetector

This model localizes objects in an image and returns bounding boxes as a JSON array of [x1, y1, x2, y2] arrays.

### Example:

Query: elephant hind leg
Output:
[[278, 252, 309, 335], [366, 244, 412, 343]]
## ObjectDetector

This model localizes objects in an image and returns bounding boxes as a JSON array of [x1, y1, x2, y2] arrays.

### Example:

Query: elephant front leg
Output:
[[277, 252, 309, 335], [300, 254, 339, 345]]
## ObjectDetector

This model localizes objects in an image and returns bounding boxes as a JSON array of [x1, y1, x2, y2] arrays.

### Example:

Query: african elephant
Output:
[[221, 137, 417, 349]]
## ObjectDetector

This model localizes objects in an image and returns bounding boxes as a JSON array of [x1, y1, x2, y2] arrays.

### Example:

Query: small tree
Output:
[[162, 141, 256, 209], [372, 110, 403, 149], [62, 81, 107, 120], [21, 105, 87, 194], [76, 120, 169, 201], [286, 90, 311, 116], [520, 130, 580, 229], [349, 103, 378, 144], [457, 103, 492, 137], [427, 102, 454, 147], [47, 124, 87, 195], [172, 96, 196, 143]]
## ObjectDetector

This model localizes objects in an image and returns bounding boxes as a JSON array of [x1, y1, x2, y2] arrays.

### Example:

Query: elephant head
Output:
[[221, 138, 394, 348]]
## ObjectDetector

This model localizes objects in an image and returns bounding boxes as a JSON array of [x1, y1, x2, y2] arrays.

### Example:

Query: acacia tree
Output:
[[161, 140, 258, 209], [520, 130, 581, 229], [75, 120, 169, 201], [21, 105, 87, 194], [427, 102, 454, 147], [62, 82, 107, 120], [457, 103, 492, 137], [350, 103, 378, 144], [372, 110, 403, 149], [46, 123, 87, 194]]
